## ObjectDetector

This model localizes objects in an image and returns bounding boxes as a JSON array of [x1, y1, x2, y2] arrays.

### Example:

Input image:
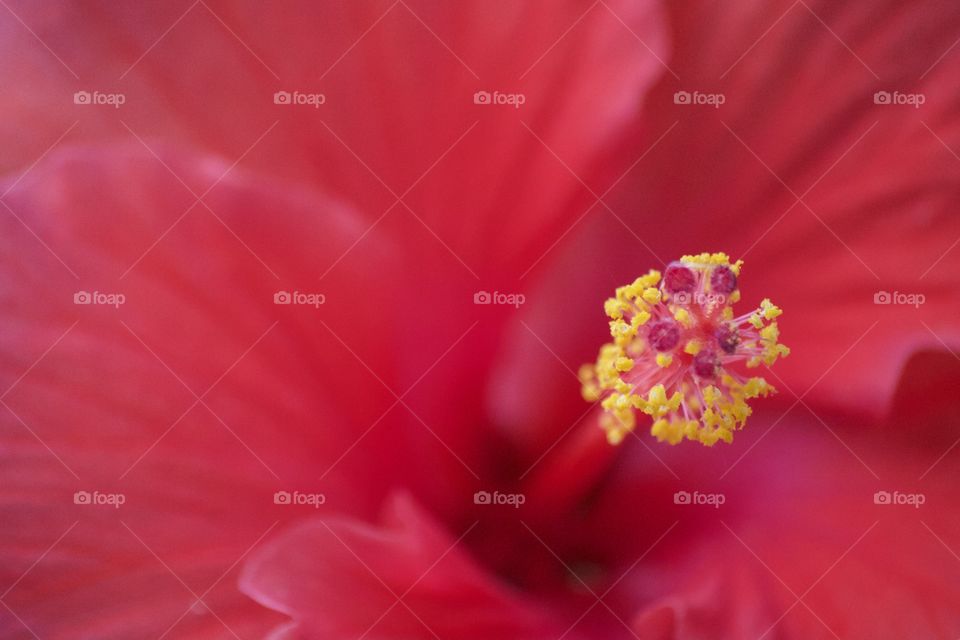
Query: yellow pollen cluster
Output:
[[579, 253, 788, 446]]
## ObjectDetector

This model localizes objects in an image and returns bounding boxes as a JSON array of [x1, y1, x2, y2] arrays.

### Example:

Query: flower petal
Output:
[[589, 407, 960, 638], [240, 493, 561, 639], [0, 0, 669, 269], [0, 144, 441, 638]]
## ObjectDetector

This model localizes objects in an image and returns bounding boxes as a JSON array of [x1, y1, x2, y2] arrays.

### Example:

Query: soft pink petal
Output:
[[240, 494, 563, 639], [0, 145, 469, 638], [0, 0, 669, 272], [586, 403, 960, 638]]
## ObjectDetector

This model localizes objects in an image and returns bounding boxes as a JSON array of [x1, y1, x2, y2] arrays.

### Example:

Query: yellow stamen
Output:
[[580, 252, 788, 446]]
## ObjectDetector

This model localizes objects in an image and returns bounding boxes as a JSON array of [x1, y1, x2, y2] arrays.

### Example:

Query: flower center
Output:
[[579, 252, 789, 446]]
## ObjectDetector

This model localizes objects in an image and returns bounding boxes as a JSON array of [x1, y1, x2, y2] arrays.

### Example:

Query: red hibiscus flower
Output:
[[1, 1, 959, 639]]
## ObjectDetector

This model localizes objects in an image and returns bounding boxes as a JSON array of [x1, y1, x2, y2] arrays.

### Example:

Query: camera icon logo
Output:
[[473, 291, 492, 305], [873, 490, 891, 505], [673, 490, 692, 505], [273, 491, 292, 505], [673, 291, 692, 305], [873, 91, 891, 105], [73, 490, 92, 504], [473, 490, 492, 505], [74, 291, 92, 304], [274, 291, 292, 304], [673, 91, 691, 105], [273, 91, 291, 105], [873, 290, 891, 304], [73, 91, 91, 105], [473, 91, 491, 105]]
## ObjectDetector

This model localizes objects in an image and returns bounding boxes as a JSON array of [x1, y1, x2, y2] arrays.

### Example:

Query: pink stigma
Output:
[[664, 262, 696, 293], [647, 319, 681, 351], [715, 324, 740, 354], [710, 265, 737, 294], [692, 350, 719, 379]]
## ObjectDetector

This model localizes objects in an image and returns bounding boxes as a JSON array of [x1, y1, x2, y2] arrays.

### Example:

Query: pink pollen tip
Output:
[[710, 265, 737, 294], [664, 263, 696, 294], [692, 350, 719, 379], [715, 324, 739, 354], [647, 319, 681, 352]]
